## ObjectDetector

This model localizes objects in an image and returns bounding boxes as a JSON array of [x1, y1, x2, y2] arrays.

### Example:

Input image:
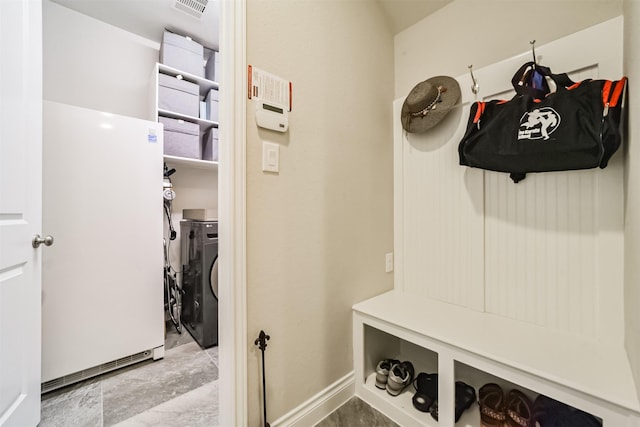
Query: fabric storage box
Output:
[[202, 128, 219, 161], [205, 88, 219, 122], [183, 208, 218, 221], [205, 50, 219, 82], [160, 31, 204, 77], [160, 116, 200, 159], [158, 73, 199, 118]]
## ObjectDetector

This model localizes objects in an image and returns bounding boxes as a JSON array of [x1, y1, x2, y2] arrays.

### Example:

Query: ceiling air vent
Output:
[[173, 0, 208, 19]]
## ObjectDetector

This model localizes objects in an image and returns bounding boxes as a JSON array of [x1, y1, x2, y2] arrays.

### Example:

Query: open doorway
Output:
[[38, 0, 239, 424]]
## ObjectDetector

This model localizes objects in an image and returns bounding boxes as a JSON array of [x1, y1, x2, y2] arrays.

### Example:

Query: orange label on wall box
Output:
[[248, 65, 292, 112]]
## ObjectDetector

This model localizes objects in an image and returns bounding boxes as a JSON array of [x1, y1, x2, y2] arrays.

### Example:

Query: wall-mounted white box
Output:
[[262, 141, 279, 173]]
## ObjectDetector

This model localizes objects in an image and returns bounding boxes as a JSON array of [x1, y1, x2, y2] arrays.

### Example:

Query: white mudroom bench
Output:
[[353, 290, 640, 427]]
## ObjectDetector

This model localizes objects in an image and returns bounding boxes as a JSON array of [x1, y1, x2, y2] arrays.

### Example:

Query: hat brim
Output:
[[401, 76, 461, 133]]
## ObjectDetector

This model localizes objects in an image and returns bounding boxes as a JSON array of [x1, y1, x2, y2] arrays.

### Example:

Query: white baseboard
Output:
[[270, 371, 355, 427]]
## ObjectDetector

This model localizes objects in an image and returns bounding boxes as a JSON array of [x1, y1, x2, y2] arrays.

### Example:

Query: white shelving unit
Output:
[[158, 63, 219, 97], [151, 62, 219, 168], [151, 61, 220, 311], [157, 108, 217, 133], [163, 154, 218, 170], [353, 291, 640, 427]]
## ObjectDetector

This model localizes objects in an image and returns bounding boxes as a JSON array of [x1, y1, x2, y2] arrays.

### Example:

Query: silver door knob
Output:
[[32, 234, 54, 248]]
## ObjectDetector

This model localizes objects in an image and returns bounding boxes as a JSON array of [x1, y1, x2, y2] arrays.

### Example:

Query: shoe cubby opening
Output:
[[362, 324, 439, 426], [453, 361, 603, 427], [363, 324, 439, 383]]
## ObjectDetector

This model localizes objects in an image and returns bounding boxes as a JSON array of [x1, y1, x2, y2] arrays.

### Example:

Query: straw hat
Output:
[[401, 76, 461, 133]]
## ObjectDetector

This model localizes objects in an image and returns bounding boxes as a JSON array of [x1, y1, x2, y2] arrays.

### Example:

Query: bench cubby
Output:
[[353, 291, 640, 427]]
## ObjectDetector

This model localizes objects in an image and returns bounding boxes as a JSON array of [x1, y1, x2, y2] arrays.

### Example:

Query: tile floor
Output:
[[315, 397, 399, 427], [39, 322, 219, 427], [39, 323, 392, 427]]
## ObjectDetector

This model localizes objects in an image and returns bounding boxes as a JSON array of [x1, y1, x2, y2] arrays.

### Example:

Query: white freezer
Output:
[[42, 101, 164, 385]]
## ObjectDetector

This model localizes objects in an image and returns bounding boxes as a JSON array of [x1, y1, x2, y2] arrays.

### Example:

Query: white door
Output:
[[0, 0, 43, 426]]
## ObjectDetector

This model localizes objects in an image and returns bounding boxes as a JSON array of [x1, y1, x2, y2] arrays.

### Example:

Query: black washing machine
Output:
[[180, 220, 218, 348]]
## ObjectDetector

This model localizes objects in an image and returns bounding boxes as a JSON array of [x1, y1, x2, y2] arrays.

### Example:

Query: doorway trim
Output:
[[219, 0, 247, 425]]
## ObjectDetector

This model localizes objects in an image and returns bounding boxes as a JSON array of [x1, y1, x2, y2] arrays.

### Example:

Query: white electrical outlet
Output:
[[385, 252, 393, 273]]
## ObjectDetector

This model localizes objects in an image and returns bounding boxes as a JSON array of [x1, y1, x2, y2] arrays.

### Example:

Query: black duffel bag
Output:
[[458, 63, 627, 183]]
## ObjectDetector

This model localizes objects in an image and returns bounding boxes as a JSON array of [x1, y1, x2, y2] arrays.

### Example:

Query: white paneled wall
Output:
[[397, 101, 484, 310], [484, 170, 599, 337], [482, 65, 624, 341], [395, 18, 625, 345]]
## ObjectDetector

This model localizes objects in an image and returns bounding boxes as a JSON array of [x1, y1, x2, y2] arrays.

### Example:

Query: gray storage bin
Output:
[[205, 88, 219, 122], [202, 128, 219, 161], [160, 116, 200, 159], [158, 73, 199, 118], [160, 31, 204, 77], [205, 50, 219, 82]]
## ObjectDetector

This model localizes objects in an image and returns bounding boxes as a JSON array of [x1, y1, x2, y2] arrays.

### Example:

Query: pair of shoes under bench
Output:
[[376, 359, 414, 396], [375, 359, 400, 389]]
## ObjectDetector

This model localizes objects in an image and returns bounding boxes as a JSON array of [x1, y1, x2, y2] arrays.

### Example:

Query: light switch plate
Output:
[[262, 141, 279, 173]]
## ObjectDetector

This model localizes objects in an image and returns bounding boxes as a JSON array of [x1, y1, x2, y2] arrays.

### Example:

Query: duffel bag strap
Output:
[[512, 62, 576, 99], [548, 72, 575, 90], [512, 61, 551, 99]]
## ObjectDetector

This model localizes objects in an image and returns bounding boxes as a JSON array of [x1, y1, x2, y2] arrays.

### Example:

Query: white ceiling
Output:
[[51, 0, 221, 49], [50, 0, 451, 50]]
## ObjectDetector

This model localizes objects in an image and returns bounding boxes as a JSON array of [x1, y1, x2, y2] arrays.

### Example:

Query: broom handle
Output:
[[255, 330, 271, 427]]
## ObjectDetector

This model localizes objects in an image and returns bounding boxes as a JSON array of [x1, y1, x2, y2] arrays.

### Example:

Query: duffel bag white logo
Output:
[[518, 107, 561, 141]]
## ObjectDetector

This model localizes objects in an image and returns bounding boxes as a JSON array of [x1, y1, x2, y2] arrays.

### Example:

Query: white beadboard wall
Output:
[[481, 66, 624, 342], [396, 101, 484, 311], [484, 170, 600, 336], [394, 18, 625, 345]]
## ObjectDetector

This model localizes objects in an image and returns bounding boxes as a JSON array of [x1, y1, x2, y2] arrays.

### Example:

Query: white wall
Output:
[[623, 0, 640, 400], [245, 0, 394, 424], [43, 0, 159, 120], [395, 0, 623, 98]]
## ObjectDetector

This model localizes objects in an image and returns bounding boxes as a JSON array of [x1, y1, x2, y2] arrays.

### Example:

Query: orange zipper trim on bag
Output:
[[567, 81, 583, 90], [602, 77, 627, 117], [602, 80, 613, 107], [609, 77, 627, 107], [473, 102, 485, 124]]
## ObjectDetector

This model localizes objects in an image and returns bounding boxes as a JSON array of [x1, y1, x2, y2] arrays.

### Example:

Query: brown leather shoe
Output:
[[479, 383, 506, 427], [506, 389, 534, 427]]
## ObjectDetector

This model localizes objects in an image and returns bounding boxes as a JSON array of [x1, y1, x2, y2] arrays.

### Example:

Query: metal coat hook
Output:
[[530, 40, 537, 65], [469, 65, 479, 94]]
